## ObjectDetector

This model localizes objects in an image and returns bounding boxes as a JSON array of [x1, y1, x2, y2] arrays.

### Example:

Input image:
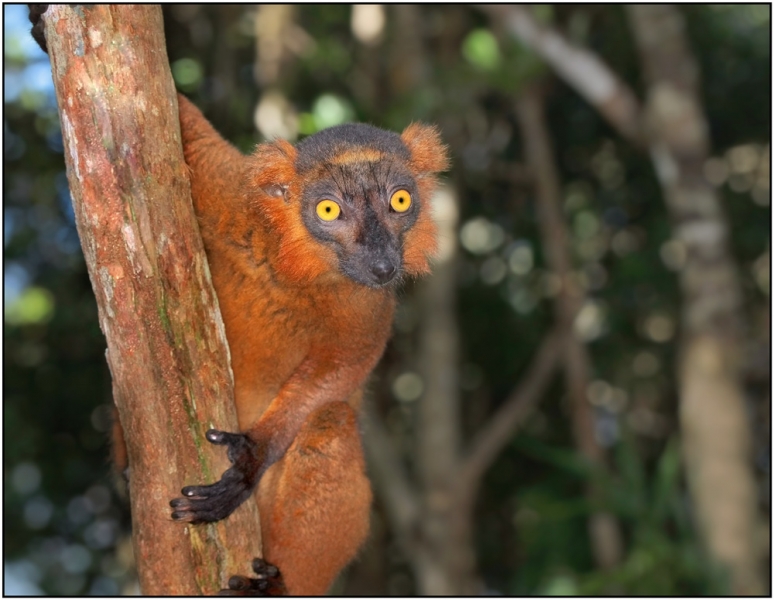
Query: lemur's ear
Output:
[[248, 140, 298, 201], [401, 123, 450, 175], [400, 123, 449, 277]]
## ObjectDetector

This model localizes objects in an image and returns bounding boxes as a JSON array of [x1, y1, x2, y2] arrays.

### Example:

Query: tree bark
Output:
[[627, 6, 763, 594], [42, 5, 262, 595], [515, 83, 624, 571]]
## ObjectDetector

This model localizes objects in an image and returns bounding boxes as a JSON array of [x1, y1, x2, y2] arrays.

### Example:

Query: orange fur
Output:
[[330, 147, 383, 164], [401, 122, 451, 174], [400, 123, 450, 275], [245, 144, 341, 285], [123, 95, 447, 594]]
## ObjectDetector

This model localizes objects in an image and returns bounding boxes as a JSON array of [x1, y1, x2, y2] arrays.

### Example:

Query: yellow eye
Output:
[[316, 200, 341, 221], [390, 190, 412, 213]]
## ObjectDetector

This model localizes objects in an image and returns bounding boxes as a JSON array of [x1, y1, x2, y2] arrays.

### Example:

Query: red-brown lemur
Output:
[[170, 96, 448, 595], [30, 6, 449, 595]]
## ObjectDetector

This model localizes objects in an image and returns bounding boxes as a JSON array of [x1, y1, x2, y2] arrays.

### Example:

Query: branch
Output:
[[458, 327, 564, 496], [363, 408, 421, 557], [626, 6, 763, 594], [516, 82, 623, 569], [480, 5, 644, 147], [42, 6, 261, 594], [515, 84, 599, 458]]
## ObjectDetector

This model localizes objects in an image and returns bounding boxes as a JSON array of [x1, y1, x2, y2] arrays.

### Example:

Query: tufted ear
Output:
[[247, 139, 298, 200], [399, 123, 449, 276], [401, 123, 450, 175], [246, 140, 337, 284]]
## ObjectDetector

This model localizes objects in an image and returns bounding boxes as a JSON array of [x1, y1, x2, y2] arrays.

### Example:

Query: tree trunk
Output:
[[515, 84, 624, 571], [42, 5, 262, 595], [413, 185, 480, 595], [627, 6, 763, 594]]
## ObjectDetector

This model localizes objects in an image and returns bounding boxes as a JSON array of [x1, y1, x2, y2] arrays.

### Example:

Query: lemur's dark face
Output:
[[295, 124, 423, 288]]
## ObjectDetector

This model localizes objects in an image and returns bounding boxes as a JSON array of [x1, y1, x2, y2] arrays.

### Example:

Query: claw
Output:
[[218, 557, 285, 596], [206, 429, 227, 444], [227, 576, 252, 591]]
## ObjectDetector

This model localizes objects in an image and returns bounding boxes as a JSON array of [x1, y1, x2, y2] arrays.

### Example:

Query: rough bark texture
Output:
[[627, 6, 763, 594], [42, 5, 262, 595], [516, 84, 624, 571]]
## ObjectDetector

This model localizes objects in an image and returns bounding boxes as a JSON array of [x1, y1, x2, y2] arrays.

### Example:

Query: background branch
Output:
[[482, 4, 643, 147], [627, 6, 763, 594], [516, 82, 624, 570], [363, 408, 421, 557], [458, 327, 563, 496]]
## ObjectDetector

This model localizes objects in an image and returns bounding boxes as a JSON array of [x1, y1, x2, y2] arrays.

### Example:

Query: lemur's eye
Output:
[[390, 190, 412, 213], [316, 200, 341, 221]]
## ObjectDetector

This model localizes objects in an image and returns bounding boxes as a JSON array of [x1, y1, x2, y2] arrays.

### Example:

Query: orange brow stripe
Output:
[[330, 148, 383, 164]]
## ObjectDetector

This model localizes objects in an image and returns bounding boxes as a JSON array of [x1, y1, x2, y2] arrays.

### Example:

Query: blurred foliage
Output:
[[3, 4, 769, 595]]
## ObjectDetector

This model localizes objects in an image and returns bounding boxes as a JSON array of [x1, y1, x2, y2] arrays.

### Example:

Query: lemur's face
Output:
[[250, 120, 447, 288], [295, 124, 423, 288]]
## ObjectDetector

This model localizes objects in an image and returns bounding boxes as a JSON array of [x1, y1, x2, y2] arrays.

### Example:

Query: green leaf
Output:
[[613, 429, 647, 512], [531, 5, 555, 25], [514, 436, 596, 479], [5, 286, 55, 325], [541, 574, 578, 596], [171, 58, 203, 90], [312, 94, 355, 129], [462, 28, 501, 72], [650, 435, 682, 520]]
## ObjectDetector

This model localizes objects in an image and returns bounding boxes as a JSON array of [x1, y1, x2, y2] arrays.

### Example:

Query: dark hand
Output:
[[28, 4, 49, 53], [218, 557, 286, 596], [170, 429, 262, 523]]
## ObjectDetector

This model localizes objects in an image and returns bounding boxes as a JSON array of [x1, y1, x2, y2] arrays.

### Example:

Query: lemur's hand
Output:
[[170, 430, 263, 523]]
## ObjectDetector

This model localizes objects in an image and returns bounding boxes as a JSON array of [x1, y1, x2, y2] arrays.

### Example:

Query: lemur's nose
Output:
[[371, 260, 396, 284]]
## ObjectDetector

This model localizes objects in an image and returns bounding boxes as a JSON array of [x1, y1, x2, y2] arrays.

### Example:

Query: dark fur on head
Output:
[[295, 124, 410, 174]]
